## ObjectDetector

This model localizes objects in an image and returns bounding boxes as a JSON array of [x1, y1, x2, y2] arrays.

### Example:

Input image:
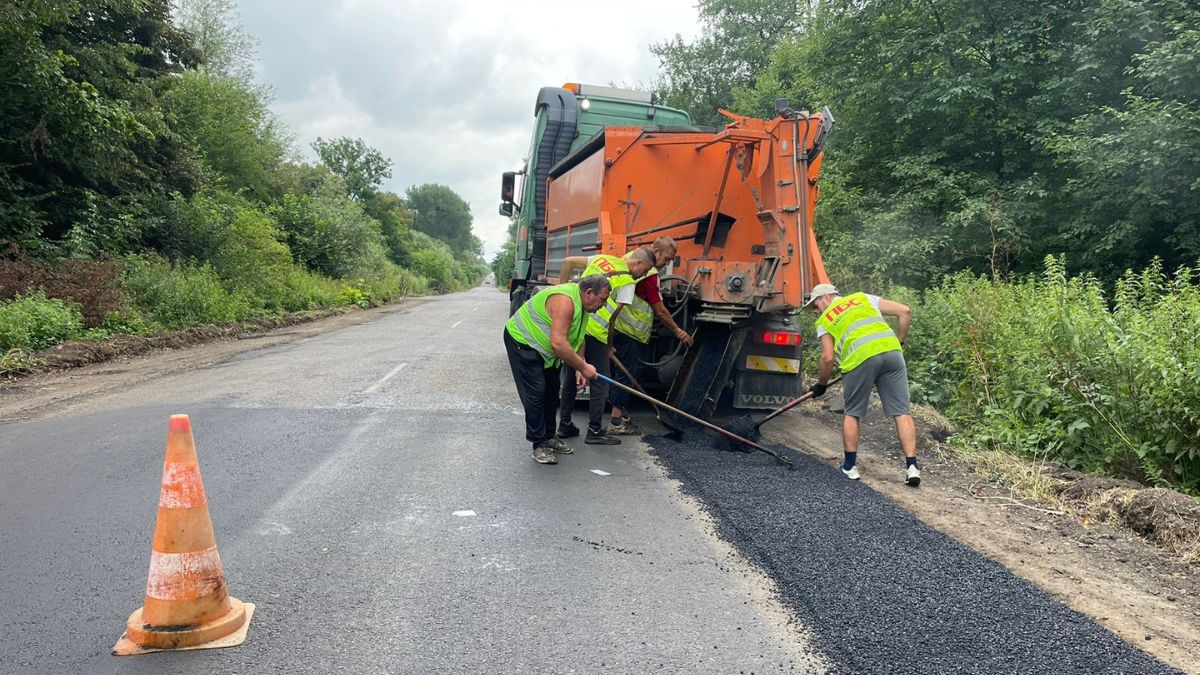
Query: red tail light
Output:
[[760, 330, 801, 346]]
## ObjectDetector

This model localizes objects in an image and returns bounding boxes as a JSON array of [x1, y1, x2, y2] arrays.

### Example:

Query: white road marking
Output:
[[472, 305, 479, 311], [257, 521, 292, 536], [364, 362, 408, 394], [590, 469, 611, 476], [453, 510, 476, 517], [450, 320, 462, 328]]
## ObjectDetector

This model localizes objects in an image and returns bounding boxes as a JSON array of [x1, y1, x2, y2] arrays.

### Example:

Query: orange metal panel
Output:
[[545, 114, 831, 312], [546, 150, 603, 232]]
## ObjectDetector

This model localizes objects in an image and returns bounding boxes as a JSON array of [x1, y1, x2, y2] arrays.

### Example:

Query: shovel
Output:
[[595, 373, 793, 468]]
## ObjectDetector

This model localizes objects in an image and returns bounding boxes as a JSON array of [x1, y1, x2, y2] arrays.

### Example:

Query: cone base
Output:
[[113, 599, 254, 656]]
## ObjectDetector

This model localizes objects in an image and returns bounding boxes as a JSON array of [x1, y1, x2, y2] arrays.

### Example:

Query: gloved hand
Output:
[[809, 382, 828, 398]]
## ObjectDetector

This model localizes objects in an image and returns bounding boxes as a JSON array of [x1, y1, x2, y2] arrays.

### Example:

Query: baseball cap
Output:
[[803, 283, 839, 308]]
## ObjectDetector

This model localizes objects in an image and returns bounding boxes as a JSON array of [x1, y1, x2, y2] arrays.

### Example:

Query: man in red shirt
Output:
[[608, 237, 693, 434]]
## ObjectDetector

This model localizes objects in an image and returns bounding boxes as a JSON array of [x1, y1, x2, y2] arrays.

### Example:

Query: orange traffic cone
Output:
[[113, 414, 254, 656]]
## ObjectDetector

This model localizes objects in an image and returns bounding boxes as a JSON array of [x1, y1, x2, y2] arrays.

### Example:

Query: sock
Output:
[[842, 451, 857, 470], [906, 456, 919, 468]]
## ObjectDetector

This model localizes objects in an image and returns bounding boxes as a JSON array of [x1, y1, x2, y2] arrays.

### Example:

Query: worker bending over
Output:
[[557, 248, 655, 444], [603, 237, 693, 435], [804, 283, 921, 486], [504, 275, 611, 465]]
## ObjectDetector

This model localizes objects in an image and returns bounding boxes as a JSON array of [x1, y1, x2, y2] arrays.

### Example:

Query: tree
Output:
[[405, 183, 479, 260], [164, 70, 290, 203], [363, 191, 417, 267], [490, 223, 517, 286], [0, 0, 201, 249], [311, 137, 392, 202], [728, 0, 1200, 286], [173, 0, 256, 82], [651, 0, 810, 126]]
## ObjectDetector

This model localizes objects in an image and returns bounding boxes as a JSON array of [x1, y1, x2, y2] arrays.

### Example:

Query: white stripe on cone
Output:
[[145, 546, 225, 600]]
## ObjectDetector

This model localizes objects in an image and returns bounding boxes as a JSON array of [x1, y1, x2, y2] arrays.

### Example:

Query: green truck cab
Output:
[[499, 83, 691, 312]]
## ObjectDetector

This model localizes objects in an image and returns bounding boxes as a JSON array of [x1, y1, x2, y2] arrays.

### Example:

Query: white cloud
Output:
[[239, 0, 701, 257]]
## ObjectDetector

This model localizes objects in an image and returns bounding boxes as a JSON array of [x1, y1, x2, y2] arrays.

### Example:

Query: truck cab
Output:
[[500, 83, 692, 311]]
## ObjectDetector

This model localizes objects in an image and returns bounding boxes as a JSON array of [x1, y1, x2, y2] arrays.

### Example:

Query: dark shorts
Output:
[[842, 350, 911, 418]]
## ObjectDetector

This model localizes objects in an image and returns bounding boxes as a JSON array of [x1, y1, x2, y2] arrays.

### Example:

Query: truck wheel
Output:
[[508, 287, 529, 317]]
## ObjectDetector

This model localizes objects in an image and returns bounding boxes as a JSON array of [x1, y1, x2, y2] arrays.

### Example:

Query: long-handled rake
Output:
[[595, 373, 793, 468]]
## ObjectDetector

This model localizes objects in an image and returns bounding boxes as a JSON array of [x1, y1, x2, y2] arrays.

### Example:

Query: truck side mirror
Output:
[[499, 202, 514, 217], [501, 171, 516, 203]]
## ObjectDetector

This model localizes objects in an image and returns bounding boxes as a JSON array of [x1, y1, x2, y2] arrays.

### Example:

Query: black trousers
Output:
[[609, 331, 645, 412], [560, 335, 610, 432], [503, 330, 561, 449]]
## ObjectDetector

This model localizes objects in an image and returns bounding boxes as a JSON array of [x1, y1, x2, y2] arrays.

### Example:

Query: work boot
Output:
[[547, 437, 573, 454], [609, 416, 640, 435], [532, 445, 558, 464], [585, 427, 621, 445], [556, 421, 581, 439]]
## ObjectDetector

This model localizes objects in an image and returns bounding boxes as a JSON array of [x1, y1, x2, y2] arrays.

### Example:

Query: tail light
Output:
[[759, 330, 801, 346]]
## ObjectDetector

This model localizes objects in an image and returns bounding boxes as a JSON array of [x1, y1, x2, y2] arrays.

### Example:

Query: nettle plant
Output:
[[904, 256, 1200, 492]]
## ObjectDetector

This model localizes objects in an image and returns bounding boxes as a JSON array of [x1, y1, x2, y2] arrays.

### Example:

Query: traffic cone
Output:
[[113, 414, 254, 656]]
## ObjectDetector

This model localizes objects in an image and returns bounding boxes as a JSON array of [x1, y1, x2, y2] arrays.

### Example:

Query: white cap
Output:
[[803, 283, 839, 308]]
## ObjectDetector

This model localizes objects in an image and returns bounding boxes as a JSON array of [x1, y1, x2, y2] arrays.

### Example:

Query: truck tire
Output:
[[508, 286, 530, 317]]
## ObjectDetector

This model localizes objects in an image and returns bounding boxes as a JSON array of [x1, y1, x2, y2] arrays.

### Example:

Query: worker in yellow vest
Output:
[[804, 283, 920, 486], [556, 248, 655, 444], [606, 237, 694, 435], [503, 275, 612, 465]]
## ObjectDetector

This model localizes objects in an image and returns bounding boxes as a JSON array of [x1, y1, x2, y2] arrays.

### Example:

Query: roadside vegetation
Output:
[[655, 1, 1200, 495], [0, 1, 487, 371]]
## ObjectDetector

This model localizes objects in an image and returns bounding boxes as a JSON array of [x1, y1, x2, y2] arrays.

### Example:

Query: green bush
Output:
[[334, 286, 370, 308], [903, 257, 1200, 492], [282, 268, 342, 311], [0, 291, 84, 351], [269, 174, 389, 279], [122, 254, 251, 329]]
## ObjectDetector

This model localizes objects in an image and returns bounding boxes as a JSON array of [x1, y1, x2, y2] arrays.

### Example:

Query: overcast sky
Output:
[[238, 0, 702, 258]]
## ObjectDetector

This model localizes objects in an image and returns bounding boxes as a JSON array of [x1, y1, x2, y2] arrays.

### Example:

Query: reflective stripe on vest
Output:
[[815, 292, 901, 373], [505, 283, 584, 367], [614, 267, 657, 343], [583, 254, 635, 342]]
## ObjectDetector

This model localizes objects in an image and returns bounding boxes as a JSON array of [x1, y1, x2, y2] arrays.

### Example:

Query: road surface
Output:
[[0, 286, 1174, 673]]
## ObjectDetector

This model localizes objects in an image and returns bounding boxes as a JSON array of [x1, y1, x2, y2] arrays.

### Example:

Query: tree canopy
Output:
[[656, 0, 1200, 286], [312, 136, 393, 202], [0, 1, 487, 358], [406, 183, 481, 259]]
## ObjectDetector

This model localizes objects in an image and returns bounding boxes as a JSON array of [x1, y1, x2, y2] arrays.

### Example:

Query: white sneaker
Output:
[[841, 465, 860, 480], [905, 465, 921, 487]]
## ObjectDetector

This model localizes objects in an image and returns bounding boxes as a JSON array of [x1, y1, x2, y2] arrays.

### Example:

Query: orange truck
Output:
[[500, 83, 833, 419]]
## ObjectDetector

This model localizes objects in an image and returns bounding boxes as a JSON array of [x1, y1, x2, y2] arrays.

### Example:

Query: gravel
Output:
[[645, 431, 1179, 675]]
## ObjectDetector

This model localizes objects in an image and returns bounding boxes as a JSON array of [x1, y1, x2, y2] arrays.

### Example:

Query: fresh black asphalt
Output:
[[645, 430, 1178, 674]]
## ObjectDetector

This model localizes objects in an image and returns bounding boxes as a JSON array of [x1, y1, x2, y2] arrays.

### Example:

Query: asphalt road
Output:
[[0, 285, 1175, 674], [0, 286, 822, 674]]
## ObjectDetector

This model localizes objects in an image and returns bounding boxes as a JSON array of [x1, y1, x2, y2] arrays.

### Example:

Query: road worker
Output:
[[605, 237, 694, 435], [503, 275, 611, 465], [556, 248, 655, 444], [804, 283, 920, 486]]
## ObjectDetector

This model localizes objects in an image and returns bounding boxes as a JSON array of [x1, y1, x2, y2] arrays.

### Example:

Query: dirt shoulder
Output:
[[0, 297, 432, 424], [763, 394, 1200, 674]]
